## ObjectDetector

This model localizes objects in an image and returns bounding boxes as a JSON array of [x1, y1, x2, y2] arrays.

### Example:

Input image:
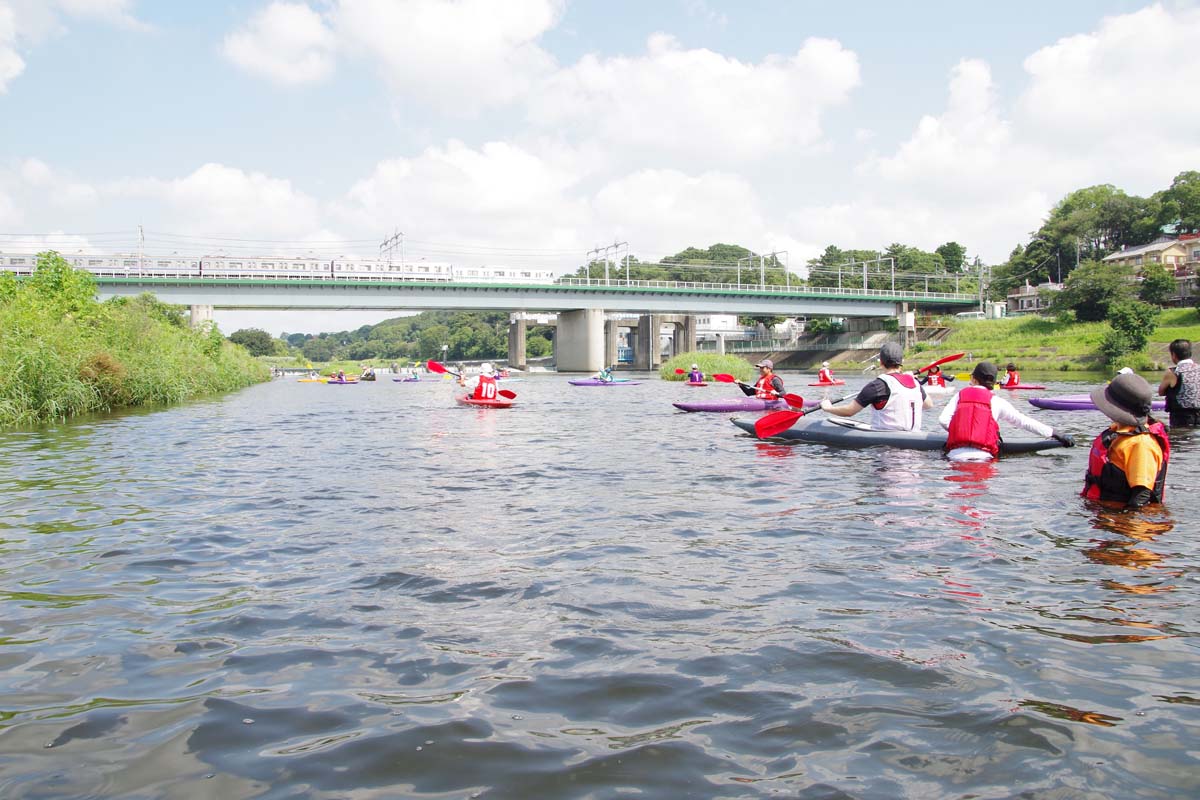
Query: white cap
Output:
[[691, 363, 699, 370], [480, 362, 495, 375], [822, 361, 830, 367]]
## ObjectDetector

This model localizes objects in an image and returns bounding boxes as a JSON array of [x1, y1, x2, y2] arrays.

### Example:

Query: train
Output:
[[0, 251, 560, 284]]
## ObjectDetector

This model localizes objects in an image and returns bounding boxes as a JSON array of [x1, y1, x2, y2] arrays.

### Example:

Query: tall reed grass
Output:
[[0, 252, 268, 427]]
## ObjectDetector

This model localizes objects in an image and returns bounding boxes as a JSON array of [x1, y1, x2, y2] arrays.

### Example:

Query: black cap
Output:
[[972, 361, 999, 382], [879, 342, 904, 367]]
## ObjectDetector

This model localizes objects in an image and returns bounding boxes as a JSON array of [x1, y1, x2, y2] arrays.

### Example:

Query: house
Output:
[[1006, 280, 1063, 314], [1102, 236, 1189, 272]]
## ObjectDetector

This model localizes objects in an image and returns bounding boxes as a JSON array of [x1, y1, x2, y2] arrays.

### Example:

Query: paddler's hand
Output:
[[820, 398, 833, 411], [1052, 430, 1075, 447]]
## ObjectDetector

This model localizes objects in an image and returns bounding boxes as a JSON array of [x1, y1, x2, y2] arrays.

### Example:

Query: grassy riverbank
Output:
[[912, 308, 1200, 372], [0, 253, 269, 427]]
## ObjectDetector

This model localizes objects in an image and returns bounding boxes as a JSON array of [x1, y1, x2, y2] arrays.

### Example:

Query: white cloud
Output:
[[334, 140, 587, 253], [108, 163, 322, 237], [1018, 3, 1200, 177], [0, 4, 27, 92], [530, 33, 860, 162], [333, 0, 561, 110], [55, 0, 149, 31], [222, 1, 336, 85]]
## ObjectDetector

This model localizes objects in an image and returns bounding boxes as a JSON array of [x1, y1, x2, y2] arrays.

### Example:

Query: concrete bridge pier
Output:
[[557, 309, 606, 372], [507, 315, 527, 370], [714, 332, 726, 355], [672, 316, 697, 357], [189, 304, 213, 327], [634, 314, 663, 371], [604, 319, 620, 368]]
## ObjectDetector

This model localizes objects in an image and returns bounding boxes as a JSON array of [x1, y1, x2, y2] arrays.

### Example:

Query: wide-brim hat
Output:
[[1091, 373, 1153, 426]]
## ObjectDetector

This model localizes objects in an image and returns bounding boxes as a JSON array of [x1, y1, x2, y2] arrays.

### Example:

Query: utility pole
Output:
[[379, 229, 404, 266], [137, 224, 144, 275]]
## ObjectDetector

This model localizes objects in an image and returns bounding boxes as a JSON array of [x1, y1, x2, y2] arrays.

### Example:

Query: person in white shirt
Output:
[[939, 361, 1073, 461]]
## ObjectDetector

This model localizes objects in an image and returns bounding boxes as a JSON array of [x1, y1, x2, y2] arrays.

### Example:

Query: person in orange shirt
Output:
[[1082, 373, 1170, 509]]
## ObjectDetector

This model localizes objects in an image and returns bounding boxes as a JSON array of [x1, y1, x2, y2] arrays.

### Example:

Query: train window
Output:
[[261, 262, 274, 269], [10, 258, 27, 265], [521, 272, 531, 278], [88, 259, 104, 266], [157, 261, 171, 268], [230, 262, 242, 268], [123, 260, 138, 267]]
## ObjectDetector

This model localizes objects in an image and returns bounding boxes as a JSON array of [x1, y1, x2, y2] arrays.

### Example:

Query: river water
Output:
[[0, 373, 1196, 799]]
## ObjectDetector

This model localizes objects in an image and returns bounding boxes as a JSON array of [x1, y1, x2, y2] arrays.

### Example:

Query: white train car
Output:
[[454, 265, 557, 283], [200, 256, 331, 279]]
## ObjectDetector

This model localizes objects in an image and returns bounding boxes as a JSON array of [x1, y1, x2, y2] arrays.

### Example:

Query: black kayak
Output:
[[730, 416, 1063, 454]]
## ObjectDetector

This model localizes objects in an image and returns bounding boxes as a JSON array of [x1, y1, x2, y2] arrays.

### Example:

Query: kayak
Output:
[[674, 397, 786, 413], [685, 381, 708, 387], [1029, 394, 1167, 411], [923, 384, 954, 396], [568, 378, 640, 386], [359, 375, 377, 381], [296, 378, 327, 383], [392, 377, 420, 382], [327, 379, 359, 385], [456, 395, 513, 409], [731, 416, 1061, 454], [999, 384, 1046, 390], [808, 380, 845, 386]]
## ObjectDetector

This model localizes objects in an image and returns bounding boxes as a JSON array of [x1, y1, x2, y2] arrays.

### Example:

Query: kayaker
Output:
[[817, 361, 836, 383], [595, 365, 616, 383], [335, 370, 346, 381], [459, 362, 499, 400], [687, 363, 705, 382], [1002, 363, 1020, 388], [740, 359, 784, 399], [1083, 372, 1170, 509], [1158, 338, 1200, 428], [821, 342, 931, 431], [923, 365, 947, 388], [938, 361, 1073, 461]]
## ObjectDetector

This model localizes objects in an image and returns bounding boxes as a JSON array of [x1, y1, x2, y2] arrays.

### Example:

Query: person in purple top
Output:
[[687, 363, 704, 382]]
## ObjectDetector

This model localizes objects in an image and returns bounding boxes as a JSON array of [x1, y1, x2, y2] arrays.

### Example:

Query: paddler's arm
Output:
[[1157, 367, 1177, 396], [820, 397, 865, 417], [937, 393, 958, 430]]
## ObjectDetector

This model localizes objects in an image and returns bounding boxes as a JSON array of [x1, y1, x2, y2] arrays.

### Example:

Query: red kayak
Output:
[[456, 395, 513, 409], [808, 380, 845, 386], [685, 381, 708, 387], [1000, 384, 1046, 390]]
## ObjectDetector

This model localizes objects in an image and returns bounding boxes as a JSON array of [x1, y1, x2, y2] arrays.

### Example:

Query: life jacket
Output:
[[754, 374, 778, 399], [945, 386, 1000, 456], [818, 368, 833, 382], [927, 373, 946, 387], [1003, 370, 1020, 387], [870, 372, 923, 431], [1082, 422, 1170, 504], [688, 370, 704, 382], [473, 375, 498, 400]]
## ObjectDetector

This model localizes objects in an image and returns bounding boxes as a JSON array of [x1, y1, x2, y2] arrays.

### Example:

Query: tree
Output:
[[1100, 300, 1158, 364], [1050, 260, 1135, 321], [1158, 170, 1200, 234], [935, 241, 967, 272], [228, 328, 276, 356], [29, 251, 97, 314], [1138, 262, 1176, 306]]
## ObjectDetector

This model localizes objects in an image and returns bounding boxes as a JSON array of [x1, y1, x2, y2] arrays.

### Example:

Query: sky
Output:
[[1, 0, 1198, 334]]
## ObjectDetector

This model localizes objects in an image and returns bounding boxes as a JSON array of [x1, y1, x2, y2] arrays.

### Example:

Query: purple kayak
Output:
[[568, 378, 640, 386], [1029, 393, 1167, 411], [674, 397, 786, 413]]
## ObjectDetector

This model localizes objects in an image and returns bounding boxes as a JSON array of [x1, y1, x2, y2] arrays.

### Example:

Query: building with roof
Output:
[[1102, 236, 1189, 271]]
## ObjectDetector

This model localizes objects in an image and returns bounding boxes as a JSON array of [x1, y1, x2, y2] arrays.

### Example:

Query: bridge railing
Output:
[[696, 335, 880, 353], [553, 277, 974, 302]]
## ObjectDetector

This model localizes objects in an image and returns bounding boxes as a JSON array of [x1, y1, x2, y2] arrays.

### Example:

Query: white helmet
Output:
[[822, 361, 830, 368], [480, 362, 495, 376]]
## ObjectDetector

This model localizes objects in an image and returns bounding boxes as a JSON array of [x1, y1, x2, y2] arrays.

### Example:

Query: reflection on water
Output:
[[0, 376, 1198, 799]]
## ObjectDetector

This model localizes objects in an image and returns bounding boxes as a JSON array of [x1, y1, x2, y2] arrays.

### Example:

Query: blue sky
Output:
[[1, 0, 1196, 333]]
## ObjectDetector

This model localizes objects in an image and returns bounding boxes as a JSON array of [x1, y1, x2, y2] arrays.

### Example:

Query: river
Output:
[[0, 374, 1196, 799]]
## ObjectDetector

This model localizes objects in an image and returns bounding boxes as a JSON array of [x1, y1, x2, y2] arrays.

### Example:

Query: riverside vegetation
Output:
[[0, 252, 268, 427]]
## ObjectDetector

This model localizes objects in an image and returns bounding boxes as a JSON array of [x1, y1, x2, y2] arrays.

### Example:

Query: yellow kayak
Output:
[[297, 378, 328, 383]]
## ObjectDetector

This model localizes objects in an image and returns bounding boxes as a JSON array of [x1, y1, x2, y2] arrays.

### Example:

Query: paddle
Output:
[[711, 374, 805, 409], [675, 368, 686, 374], [915, 352, 965, 374], [753, 395, 846, 438]]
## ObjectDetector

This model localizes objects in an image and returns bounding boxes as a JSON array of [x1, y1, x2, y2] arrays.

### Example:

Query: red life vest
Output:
[[928, 373, 946, 387], [818, 368, 833, 382], [945, 386, 1000, 456], [754, 375, 777, 399], [1004, 370, 1020, 387], [1082, 422, 1170, 504], [473, 375, 498, 400]]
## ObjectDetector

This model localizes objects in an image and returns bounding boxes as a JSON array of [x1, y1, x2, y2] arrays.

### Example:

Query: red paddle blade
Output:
[[782, 393, 805, 409], [712, 373, 736, 383], [754, 410, 804, 438], [674, 368, 686, 374], [916, 352, 965, 373], [426, 359, 448, 374], [498, 389, 517, 399]]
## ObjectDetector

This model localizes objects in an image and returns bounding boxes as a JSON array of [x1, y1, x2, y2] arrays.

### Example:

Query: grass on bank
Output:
[[659, 352, 755, 382], [0, 253, 269, 428], [922, 308, 1200, 371]]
